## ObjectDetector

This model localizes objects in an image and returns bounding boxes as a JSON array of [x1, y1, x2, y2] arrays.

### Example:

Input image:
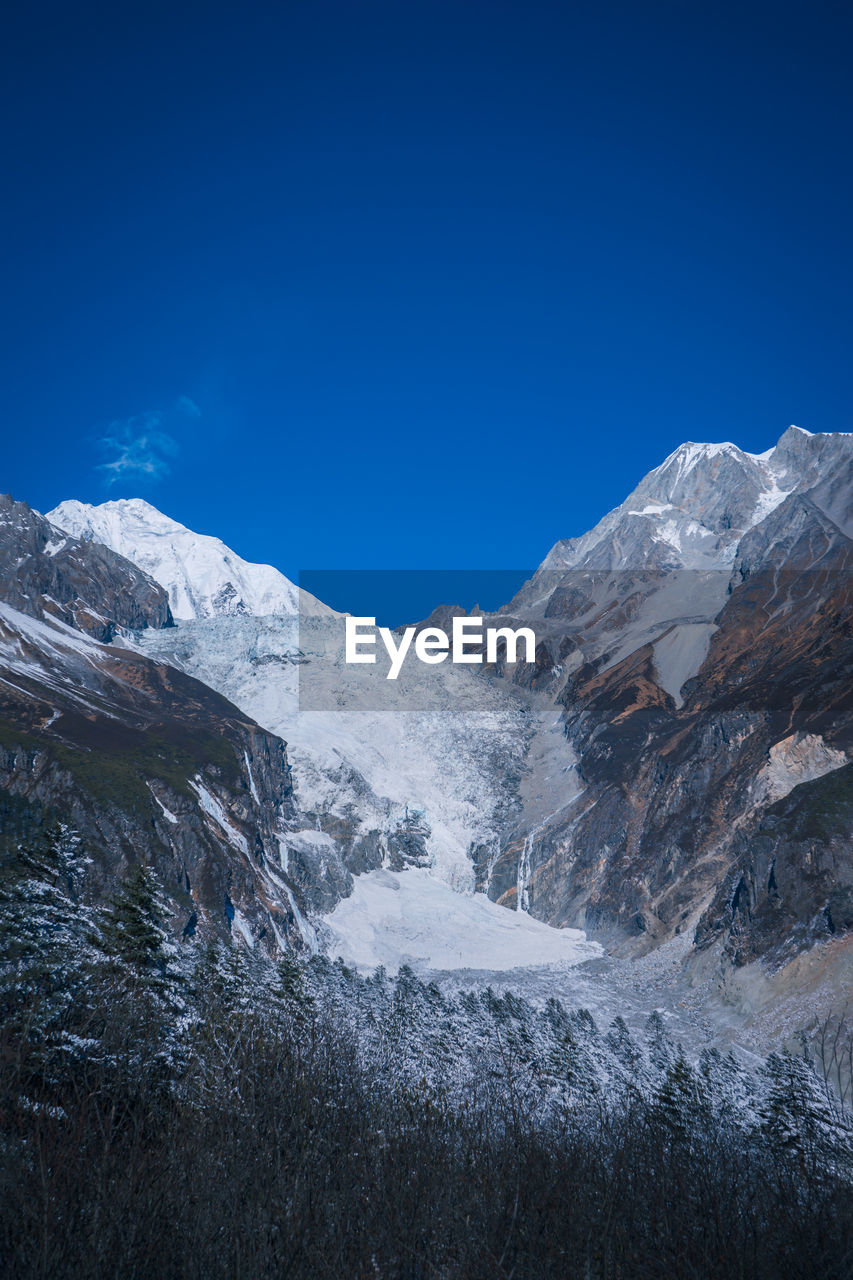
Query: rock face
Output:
[[0, 493, 173, 640], [695, 763, 853, 967], [752, 733, 849, 807]]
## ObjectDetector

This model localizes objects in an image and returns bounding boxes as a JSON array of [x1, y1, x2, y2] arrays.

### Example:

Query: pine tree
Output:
[[181, 940, 262, 1103], [276, 948, 315, 1033], [645, 1008, 677, 1076], [97, 862, 181, 1006], [655, 1052, 705, 1141], [699, 1046, 756, 1125], [759, 1049, 843, 1166], [606, 1015, 642, 1075], [760, 1051, 812, 1158], [0, 818, 97, 1086]]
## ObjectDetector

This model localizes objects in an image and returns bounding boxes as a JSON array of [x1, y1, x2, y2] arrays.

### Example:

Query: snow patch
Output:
[[263, 858, 318, 952], [231, 907, 255, 949], [626, 503, 674, 517], [148, 785, 179, 825], [242, 750, 260, 805], [189, 777, 249, 855], [284, 828, 339, 854], [748, 477, 793, 529]]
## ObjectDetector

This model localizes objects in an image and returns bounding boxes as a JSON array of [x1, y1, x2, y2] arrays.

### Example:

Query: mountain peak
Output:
[[48, 497, 333, 621], [538, 426, 851, 574]]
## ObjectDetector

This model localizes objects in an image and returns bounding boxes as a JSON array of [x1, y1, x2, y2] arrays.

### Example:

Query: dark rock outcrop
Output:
[[0, 492, 173, 640], [695, 763, 853, 966]]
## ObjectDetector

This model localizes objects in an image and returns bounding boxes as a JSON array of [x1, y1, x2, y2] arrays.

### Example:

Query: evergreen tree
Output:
[[655, 1052, 705, 1141], [759, 1050, 812, 1158], [759, 1050, 842, 1166], [606, 1015, 642, 1075], [97, 862, 182, 1007], [699, 1046, 756, 1125], [0, 818, 97, 1085], [645, 1007, 677, 1076], [275, 948, 316, 1033], [181, 940, 265, 1104]]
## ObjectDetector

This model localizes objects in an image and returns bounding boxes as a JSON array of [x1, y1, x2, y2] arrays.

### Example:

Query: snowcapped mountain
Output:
[[47, 497, 333, 621], [535, 425, 849, 573], [26, 425, 852, 1050], [466, 425, 852, 1042], [0, 493, 172, 640]]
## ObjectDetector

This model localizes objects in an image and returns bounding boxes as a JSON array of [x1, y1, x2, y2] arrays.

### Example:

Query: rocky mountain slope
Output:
[[470, 427, 852, 999], [0, 497, 341, 951], [0, 493, 173, 640], [524, 426, 847, 575]]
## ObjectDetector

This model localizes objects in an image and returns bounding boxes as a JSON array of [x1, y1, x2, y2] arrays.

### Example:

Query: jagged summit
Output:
[[536, 425, 851, 575], [0, 492, 172, 640], [48, 497, 335, 621]]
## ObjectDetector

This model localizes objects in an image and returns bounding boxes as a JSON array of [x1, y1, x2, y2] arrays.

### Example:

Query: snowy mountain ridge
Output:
[[47, 497, 334, 621], [48, 428, 849, 620], [538, 425, 849, 573]]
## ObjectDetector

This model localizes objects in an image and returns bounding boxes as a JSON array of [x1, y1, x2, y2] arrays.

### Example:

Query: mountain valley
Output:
[[0, 424, 848, 1057]]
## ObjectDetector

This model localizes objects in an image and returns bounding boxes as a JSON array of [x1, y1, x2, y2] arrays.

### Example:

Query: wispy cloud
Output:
[[97, 398, 200, 486], [176, 395, 201, 419]]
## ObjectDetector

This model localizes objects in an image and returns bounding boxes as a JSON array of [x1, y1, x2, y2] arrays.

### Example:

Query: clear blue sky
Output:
[[3, 1, 851, 615]]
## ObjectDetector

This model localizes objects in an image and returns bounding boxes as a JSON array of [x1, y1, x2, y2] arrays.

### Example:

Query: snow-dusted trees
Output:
[[1, 814, 852, 1277], [759, 1049, 848, 1167], [654, 1053, 709, 1141], [98, 862, 180, 997], [0, 809, 97, 1088]]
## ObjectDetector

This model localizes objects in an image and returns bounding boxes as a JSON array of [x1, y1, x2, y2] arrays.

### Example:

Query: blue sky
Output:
[[3, 1, 852, 617]]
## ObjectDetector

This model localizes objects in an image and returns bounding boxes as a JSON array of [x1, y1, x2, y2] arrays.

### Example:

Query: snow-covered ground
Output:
[[321, 867, 601, 972]]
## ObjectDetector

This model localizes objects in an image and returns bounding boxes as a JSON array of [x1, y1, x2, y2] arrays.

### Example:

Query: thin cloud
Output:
[[97, 398, 199, 486], [176, 395, 201, 419]]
